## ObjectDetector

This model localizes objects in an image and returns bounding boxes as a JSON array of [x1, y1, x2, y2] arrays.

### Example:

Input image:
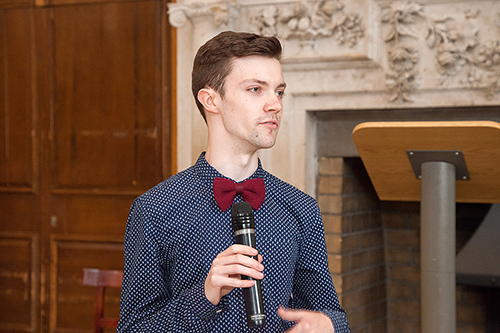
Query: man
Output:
[[118, 31, 350, 332]]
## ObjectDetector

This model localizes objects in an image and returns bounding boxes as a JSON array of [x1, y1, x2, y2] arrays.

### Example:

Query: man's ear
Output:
[[197, 88, 219, 115]]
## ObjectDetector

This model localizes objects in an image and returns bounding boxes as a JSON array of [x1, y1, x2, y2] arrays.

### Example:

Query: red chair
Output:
[[82, 268, 123, 333]]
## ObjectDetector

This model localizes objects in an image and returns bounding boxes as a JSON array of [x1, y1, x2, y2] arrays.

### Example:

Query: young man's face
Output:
[[216, 55, 286, 154]]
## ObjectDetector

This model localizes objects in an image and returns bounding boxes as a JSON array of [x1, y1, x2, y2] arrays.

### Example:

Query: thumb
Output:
[[278, 307, 303, 322]]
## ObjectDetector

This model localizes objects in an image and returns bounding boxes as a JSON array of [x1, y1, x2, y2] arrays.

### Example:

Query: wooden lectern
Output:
[[352, 121, 500, 333]]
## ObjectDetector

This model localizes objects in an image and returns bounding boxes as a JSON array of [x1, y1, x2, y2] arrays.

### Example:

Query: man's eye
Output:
[[276, 91, 285, 98], [249, 87, 260, 93]]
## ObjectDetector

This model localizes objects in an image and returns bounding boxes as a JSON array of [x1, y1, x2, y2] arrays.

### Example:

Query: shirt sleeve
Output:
[[290, 203, 351, 333], [117, 199, 229, 332]]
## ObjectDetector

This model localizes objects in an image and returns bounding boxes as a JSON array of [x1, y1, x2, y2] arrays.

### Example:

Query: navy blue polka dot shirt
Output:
[[118, 153, 350, 332]]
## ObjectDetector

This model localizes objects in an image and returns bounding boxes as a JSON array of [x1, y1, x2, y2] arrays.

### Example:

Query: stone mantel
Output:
[[168, 0, 500, 197]]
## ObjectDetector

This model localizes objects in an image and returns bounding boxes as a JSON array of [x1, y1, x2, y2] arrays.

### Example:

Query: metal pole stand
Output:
[[408, 150, 470, 333]]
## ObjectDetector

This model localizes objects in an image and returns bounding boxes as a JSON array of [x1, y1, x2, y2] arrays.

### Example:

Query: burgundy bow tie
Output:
[[213, 177, 266, 212]]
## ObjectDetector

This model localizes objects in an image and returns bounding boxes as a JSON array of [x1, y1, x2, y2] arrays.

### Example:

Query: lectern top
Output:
[[352, 121, 500, 203]]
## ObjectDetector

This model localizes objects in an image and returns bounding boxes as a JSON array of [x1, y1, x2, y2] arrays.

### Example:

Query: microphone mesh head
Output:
[[231, 201, 254, 231], [231, 201, 252, 217]]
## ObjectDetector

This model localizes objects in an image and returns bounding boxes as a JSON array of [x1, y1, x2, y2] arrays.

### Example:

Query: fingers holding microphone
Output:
[[204, 244, 264, 306]]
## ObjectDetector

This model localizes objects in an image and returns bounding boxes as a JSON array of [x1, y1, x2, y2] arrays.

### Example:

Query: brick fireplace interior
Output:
[[314, 106, 499, 333]]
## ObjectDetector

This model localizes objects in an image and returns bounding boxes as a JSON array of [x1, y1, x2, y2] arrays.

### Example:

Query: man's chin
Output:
[[251, 132, 279, 150], [258, 140, 277, 150]]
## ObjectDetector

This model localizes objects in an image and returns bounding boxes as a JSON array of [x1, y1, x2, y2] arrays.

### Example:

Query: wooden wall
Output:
[[0, 0, 173, 331]]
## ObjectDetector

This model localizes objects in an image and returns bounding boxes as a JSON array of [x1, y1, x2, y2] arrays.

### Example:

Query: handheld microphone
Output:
[[231, 201, 266, 328]]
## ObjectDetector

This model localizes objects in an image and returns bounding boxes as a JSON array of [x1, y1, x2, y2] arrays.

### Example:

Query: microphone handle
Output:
[[234, 229, 266, 327]]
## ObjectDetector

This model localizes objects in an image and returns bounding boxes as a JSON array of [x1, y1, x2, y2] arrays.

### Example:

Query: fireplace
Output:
[[314, 106, 500, 332]]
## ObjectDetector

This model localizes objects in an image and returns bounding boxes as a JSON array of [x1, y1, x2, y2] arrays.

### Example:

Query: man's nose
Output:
[[265, 93, 283, 112]]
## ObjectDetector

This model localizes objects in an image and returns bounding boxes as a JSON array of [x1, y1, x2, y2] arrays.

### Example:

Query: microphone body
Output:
[[231, 201, 266, 328]]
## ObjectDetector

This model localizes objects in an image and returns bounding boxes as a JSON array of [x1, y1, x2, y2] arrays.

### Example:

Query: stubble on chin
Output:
[[252, 129, 279, 150]]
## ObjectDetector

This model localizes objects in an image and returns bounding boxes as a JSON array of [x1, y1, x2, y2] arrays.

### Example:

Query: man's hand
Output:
[[278, 307, 335, 333], [204, 244, 264, 305]]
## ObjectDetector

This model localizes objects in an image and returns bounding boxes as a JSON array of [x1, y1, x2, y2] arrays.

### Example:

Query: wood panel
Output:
[[42, 1, 170, 332], [0, 6, 42, 331], [0, 0, 173, 331], [0, 0, 173, 332], [0, 233, 38, 332], [0, 7, 36, 192], [49, 236, 123, 332], [50, 2, 162, 194], [42, 0, 167, 238], [0, 0, 30, 9]]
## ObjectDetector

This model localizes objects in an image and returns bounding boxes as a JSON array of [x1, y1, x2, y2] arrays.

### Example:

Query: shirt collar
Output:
[[194, 152, 266, 186]]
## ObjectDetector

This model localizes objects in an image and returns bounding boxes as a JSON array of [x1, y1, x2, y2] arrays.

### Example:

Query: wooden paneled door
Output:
[[0, 0, 173, 331]]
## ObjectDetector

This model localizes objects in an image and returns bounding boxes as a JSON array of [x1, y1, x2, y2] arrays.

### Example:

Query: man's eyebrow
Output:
[[277, 83, 287, 90], [241, 79, 268, 86], [241, 79, 287, 89]]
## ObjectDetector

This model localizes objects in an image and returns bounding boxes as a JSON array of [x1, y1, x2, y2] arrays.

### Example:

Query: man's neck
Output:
[[205, 148, 259, 182]]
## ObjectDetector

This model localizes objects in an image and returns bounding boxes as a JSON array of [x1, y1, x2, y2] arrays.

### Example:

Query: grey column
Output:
[[420, 161, 456, 333]]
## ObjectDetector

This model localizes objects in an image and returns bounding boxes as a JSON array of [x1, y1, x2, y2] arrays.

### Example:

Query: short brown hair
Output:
[[191, 31, 282, 122]]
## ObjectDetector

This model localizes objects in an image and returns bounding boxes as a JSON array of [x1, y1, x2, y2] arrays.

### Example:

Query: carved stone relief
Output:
[[382, 0, 500, 102], [168, 0, 368, 61], [168, 1, 237, 28], [248, 0, 364, 52], [382, 1, 422, 102]]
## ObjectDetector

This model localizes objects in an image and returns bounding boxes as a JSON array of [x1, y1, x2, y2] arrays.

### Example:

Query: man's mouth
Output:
[[260, 119, 279, 127]]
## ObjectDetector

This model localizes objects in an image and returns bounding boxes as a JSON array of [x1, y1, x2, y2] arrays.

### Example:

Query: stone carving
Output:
[[168, 1, 236, 28], [382, 1, 424, 102], [249, 5, 280, 37], [427, 10, 481, 85], [249, 0, 364, 49], [383, 1, 500, 102], [427, 10, 500, 99]]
